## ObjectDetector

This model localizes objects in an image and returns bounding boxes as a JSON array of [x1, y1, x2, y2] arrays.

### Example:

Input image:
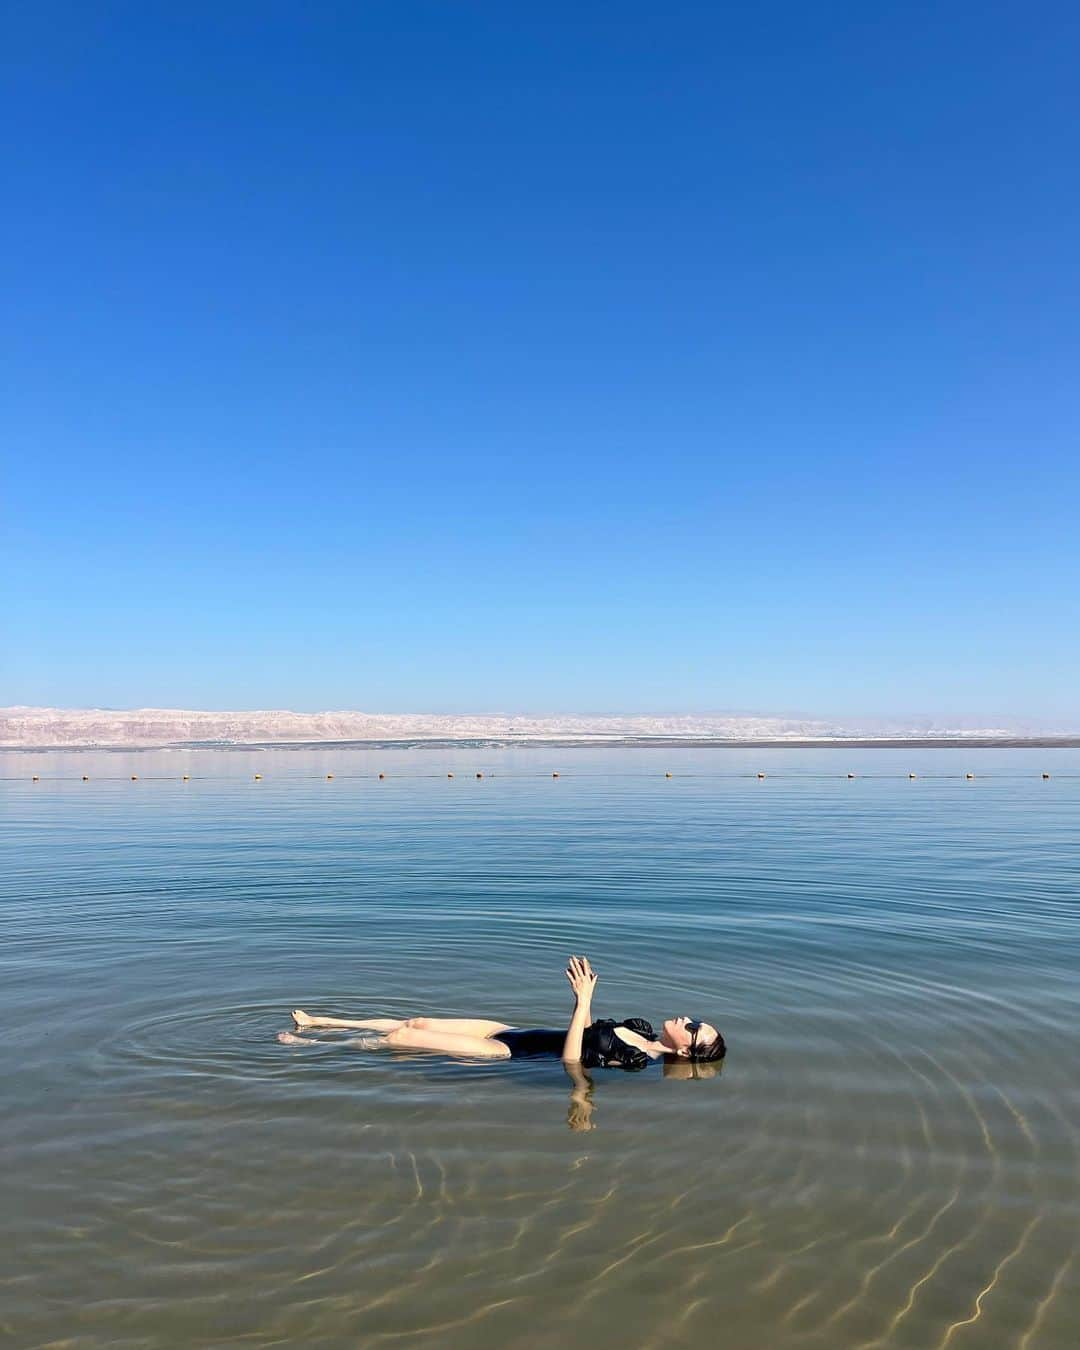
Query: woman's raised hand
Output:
[[566, 954, 598, 1001]]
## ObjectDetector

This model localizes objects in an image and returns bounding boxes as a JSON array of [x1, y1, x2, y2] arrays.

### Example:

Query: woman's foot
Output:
[[292, 1008, 314, 1028], [278, 1030, 312, 1045]]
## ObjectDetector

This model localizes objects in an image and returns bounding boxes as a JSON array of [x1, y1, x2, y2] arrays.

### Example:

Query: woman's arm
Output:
[[562, 954, 598, 1063]]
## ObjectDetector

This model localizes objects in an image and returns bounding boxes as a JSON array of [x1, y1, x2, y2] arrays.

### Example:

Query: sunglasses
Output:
[[685, 1019, 703, 1054]]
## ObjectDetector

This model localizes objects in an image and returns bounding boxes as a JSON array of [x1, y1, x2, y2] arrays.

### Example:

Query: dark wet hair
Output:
[[688, 1028, 726, 1063]]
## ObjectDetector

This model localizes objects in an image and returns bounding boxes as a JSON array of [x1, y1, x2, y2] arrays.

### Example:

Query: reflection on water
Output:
[[2, 746, 1078, 1347]]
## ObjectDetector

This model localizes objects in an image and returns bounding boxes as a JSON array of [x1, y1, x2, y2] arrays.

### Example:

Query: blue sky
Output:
[[3, 2, 1078, 719]]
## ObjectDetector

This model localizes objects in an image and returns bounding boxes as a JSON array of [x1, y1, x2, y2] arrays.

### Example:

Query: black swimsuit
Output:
[[493, 1018, 655, 1072]]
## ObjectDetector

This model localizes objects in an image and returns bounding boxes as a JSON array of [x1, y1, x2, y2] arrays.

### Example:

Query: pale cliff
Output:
[[0, 706, 1040, 748]]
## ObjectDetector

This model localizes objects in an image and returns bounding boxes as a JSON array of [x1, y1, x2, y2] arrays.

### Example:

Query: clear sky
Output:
[[3, 2, 1078, 721]]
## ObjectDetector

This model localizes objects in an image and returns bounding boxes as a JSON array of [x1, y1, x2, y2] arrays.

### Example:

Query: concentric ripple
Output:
[[96, 1001, 303, 1079]]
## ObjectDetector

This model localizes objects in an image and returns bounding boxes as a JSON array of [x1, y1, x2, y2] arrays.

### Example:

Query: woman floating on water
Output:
[[279, 954, 726, 1071]]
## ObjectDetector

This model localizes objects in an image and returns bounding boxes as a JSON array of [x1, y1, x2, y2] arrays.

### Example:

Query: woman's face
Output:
[[661, 1015, 720, 1055]]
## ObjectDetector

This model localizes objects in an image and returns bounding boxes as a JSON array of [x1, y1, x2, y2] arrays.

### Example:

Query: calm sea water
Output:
[[3, 746, 1078, 1348]]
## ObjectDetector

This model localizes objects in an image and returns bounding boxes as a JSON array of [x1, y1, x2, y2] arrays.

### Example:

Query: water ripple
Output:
[[2, 746, 1078, 1347]]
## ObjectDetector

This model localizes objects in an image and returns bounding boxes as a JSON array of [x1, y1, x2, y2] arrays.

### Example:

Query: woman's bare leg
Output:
[[384, 1026, 512, 1058], [292, 1010, 404, 1031], [279, 1022, 514, 1058], [278, 1030, 383, 1047], [406, 1017, 512, 1038], [292, 1011, 512, 1037]]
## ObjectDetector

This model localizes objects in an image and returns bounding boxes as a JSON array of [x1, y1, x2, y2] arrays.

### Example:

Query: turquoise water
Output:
[[3, 746, 1078, 1348]]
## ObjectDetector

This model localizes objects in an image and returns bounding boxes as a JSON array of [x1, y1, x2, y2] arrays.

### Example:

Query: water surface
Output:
[[3, 747, 1078, 1347]]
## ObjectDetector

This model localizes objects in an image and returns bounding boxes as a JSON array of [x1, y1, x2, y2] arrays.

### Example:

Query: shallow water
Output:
[[3, 746, 1078, 1348]]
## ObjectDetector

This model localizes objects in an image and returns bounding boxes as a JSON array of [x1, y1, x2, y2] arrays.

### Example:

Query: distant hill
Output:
[[0, 706, 1065, 748]]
